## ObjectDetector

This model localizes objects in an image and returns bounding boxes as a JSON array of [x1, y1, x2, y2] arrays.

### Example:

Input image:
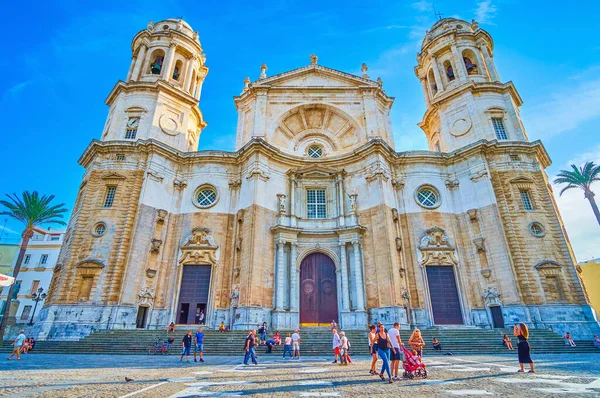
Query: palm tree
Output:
[[553, 161, 600, 226], [0, 191, 67, 343]]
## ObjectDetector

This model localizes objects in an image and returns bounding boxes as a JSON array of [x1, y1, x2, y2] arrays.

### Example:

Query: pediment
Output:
[[288, 164, 342, 178], [253, 65, 379, 89], [102, 172, 126, 180]]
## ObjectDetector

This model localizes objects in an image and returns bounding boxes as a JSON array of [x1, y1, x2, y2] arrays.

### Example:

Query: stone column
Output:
[[451, 45, 468, 82], [429, 55, 444, 93], [131, 44, 148, 81], [163, 43, 178, 81], [337, 175, 345, 226], [339, 243, 350, 311], [478, 42, 500, 82], [420, 79, 431, 107], [275, 240, 285, 311], [289, 243, 298, 311], [352, 240, 366, 311], [184, 56, 196, 92]]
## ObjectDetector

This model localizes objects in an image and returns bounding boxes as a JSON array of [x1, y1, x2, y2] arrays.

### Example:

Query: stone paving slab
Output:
[[0, 353, 599, 397]]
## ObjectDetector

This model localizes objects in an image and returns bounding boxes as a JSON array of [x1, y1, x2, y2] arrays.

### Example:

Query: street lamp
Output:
[[29, 287, 47, 326]]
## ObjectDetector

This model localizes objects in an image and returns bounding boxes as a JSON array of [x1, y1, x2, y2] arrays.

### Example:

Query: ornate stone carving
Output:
[[466, 208, 478, 221], [156, 209, 168, 223], [230, 287, 240, 308], [392, 177, 405, 190], [246, 163, 270, 181], [445, 179, 459, 190], [179, 227, 220, 266], [365, 162, 391, 182], [481, 269, 492, 279], [138, 286, 155, 307], [473, 237, 486, 252], [243, 77, 250, 92], [260, 62, 267, 79], [146, 171, 164, 182], [469, 170, 488, 182], [146, 268, 157, 278], [236, 237, 243, 251], [361, 63, 369, 79], [228, 179, 242, 189], [391, 208, 399, 221], [150, 238, 163, 253], [419, 227, 458, 266], [310, 54, 318, 65], [348, 194, 358, 215], [395, 237, 402, 251], [276, 193, 287, 215], [534, 260, 562, 276], [173, 178, 188, 189], [377, 77, 383, 86], [482, 286, 501, 306], [237, 209, 245, 223]]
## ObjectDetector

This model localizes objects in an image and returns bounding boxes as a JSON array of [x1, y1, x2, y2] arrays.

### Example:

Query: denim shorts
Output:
[[182, 345, 191, 355], [195, 344, 203, 353]]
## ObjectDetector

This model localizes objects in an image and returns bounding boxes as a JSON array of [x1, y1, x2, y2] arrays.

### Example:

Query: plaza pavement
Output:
[[0, 352, 599, 397]]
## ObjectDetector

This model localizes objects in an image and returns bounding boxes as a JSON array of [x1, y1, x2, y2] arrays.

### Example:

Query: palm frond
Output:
[[0, 191, 68, 230]]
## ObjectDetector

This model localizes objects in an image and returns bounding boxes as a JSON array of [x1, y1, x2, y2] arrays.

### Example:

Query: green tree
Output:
[[0, 191, 67, 343], [553, 161, 600, 226]]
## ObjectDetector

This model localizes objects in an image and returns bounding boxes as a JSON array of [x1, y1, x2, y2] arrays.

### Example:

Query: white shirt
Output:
[[388, 328, 401, 348], [284, 336, 292, 345], [15, 333, 26, 347], [332, 333, 340, 349], [341, 336, 348, 349], [292, 333, 300, 343]]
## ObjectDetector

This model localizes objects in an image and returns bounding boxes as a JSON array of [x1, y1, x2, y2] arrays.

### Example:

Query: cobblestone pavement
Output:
[[0, 352, 599, 397]]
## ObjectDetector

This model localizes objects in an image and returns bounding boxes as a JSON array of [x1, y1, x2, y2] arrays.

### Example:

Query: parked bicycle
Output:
[[148, 336, 175, 355]]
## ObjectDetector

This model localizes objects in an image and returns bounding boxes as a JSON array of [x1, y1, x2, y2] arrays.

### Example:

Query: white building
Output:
[[0, 227, 65, 325]]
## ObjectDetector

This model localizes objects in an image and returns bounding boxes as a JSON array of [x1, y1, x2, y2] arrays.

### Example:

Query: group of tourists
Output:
[[179, 328, 205, 363], [6, 330, 30, 361]]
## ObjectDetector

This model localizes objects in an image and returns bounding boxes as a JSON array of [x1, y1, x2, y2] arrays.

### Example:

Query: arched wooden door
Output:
[[299, 253, 338, 326]]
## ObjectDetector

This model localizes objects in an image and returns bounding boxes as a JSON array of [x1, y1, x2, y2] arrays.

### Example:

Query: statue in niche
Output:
[[230, 287, 240, 308], [348, 194, 358, 215], [276, 194, 286, 215]]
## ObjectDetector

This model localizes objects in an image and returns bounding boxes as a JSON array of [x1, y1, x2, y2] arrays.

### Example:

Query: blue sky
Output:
[[1, 0, 599, 260]]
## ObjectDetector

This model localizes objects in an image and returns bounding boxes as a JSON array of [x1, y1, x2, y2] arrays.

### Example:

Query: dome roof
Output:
[[421, 18, 479, 50], [148, 18, 197, 41]]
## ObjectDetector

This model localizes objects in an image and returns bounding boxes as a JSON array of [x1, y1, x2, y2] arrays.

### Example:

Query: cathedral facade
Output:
[[35, 18, 599, 340]]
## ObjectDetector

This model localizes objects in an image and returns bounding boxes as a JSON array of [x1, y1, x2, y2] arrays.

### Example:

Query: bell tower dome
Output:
[[415, 18, 528, 153], [100, 18, 208, 152]]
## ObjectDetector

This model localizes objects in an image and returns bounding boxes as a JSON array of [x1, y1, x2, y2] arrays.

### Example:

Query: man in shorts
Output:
[[332, 328, 341, 363], [194, 327, 205, 363], [180, 330, 193, 362], [291, 329, 301, 360], [388, 322, 404, 380], [7, 330, 26, 360]]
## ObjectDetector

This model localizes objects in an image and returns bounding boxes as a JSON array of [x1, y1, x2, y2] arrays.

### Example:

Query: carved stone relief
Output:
[[419, 226, 458, 266]]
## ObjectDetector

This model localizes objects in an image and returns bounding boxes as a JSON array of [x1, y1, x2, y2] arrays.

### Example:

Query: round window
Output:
[[415, 185, 441, 209], [92, 222, 107, 237], [307, 145, 323, 158], [529, 222, 545, 237], [194, 185, 218, 208]]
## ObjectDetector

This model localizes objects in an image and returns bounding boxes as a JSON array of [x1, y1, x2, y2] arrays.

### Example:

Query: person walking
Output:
[[198, 310, 205, 325], [180, 330, 193, 362], [332, 328, 341, 363], [388, 322, 403, 380], [194, 327, 205, 363], [7, 330, 26, 360], [368, 324, 379, 375], [514, 323, 535, 373], [339, 331, 349, 365], [376, 324, 395, 383], [282, 333, 293, 359], [409, 328, 425, 358], [243, 330, 258, 365], [292, 329, 301, 360]]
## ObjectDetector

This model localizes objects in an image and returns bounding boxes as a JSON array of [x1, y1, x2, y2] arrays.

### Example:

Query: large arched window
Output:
[[147, 49, 165, 75], [462, 49, 479, 75], [443, 60, 455, 81]]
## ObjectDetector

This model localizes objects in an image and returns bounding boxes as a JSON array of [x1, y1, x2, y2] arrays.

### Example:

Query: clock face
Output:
[[127, 117, 140, 128]]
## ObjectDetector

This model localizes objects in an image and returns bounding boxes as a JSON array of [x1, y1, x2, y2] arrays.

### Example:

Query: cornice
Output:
[[79, 137, 551, 171]]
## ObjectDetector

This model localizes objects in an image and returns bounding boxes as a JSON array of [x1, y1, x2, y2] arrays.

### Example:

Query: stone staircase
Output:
[[1, 327, 598, 355]]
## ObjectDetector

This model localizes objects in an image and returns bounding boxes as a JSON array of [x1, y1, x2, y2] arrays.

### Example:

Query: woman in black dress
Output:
[[513, 323, 535, 373]]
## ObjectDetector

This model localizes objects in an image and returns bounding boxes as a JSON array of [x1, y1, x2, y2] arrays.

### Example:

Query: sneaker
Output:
[[332, 360, 337, 364], [194, 359, 197, 362], [200, 359, 204, 363]]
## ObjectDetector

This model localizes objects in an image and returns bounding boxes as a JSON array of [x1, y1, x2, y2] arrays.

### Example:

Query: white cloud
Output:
[[523, 72, 600, 140], [551, 145, 600, 262], [412, 1, 433, 12], [475, 0, 498, 25]]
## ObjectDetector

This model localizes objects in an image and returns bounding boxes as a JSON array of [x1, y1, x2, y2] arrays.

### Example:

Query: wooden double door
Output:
[[299, 253, 338, 326], [177, 265, 212, 324], [426, 265, 463, 325]]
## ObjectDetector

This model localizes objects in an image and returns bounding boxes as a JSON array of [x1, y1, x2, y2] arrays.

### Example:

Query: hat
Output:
[[339, 331, 345, 336]]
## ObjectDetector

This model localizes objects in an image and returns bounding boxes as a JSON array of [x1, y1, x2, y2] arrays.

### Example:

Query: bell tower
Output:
[[415, 18, 528, 153], [100, 18, 208, 152]]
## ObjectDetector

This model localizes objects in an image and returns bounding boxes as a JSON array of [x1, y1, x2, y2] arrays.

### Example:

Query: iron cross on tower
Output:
[[433, 4, 443, 20]]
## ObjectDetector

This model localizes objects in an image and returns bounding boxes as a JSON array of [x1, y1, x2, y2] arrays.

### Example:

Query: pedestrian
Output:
[[368, 324, 379, 375], [376, 324, 395, 383], [514, 323, 535, 373], [265, 338, 276, 353], [409, 328, 425, 358], [180, 330, 193, 362], [433, 337, 442, 351], [243, 330, 258, 365], [282, 333, 293, 359], [332, 328, 341, 363], [194, 327, 205, 363], [339, 331, 349, 365], [7, 330, 26, 361], [331, 320, 337, 330], [388, 322, 403, 380], [563, 332, 576, 347], [198, 310, 205, 325], [258, 322, 268, 345], [292, 329, 301, 360]]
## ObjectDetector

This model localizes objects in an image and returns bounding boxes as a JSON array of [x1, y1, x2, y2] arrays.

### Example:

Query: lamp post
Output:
[[29, 287, 47, 326]]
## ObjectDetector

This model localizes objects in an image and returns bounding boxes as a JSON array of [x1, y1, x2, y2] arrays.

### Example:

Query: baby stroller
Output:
[[402, 346, 427, 379]]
